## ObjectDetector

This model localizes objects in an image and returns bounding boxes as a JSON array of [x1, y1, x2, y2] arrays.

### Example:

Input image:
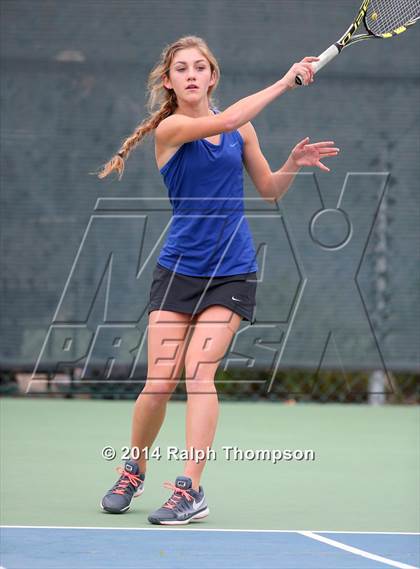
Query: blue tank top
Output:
[[157, 108, 259, 277]]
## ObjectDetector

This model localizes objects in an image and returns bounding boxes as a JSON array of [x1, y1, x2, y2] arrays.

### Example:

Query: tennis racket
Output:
[[296, 0, 420, 85]]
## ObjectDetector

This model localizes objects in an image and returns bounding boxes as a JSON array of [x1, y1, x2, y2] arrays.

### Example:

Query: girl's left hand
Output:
[[291, 137, 340, 172]]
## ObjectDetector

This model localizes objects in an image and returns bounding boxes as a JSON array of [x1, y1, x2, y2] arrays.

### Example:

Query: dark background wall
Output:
[[1, 1, 419, 373]]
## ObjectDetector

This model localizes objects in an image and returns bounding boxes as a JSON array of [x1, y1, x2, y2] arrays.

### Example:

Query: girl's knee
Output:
[[184, 374, 216, 394], [140, 379, 179, 401]]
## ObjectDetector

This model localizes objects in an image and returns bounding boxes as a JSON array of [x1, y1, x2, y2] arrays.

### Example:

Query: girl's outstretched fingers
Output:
[[316, 161, 331, 172], [291, 138, 340, 171], [297, 136, 310, 148], [311, 141, 335, 147]]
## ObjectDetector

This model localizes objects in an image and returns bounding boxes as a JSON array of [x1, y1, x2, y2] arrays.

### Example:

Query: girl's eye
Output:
[[176, 67, 206, 72]]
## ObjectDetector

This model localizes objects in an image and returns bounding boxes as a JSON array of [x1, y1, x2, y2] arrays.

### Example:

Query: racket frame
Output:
[[295, 0, 419, 85]]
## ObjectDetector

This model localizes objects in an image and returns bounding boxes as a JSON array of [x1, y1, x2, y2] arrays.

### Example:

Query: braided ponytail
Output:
[[96, 36, 220, 180]]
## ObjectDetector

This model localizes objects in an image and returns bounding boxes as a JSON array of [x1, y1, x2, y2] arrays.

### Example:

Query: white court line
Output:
[[1, 525, 419, 535], [299, 531, 419, 569], [321, 532, 420, 536]]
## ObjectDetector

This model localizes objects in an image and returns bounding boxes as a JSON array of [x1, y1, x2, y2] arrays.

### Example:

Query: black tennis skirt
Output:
[[148, 263, 257, 324]]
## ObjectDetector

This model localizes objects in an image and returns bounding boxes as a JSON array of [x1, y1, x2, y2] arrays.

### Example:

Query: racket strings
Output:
[[367, 0, 420, 36]]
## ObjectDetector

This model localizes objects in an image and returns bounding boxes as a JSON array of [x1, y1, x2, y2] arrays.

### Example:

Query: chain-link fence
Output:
[[1, 366, 418, 404], [1, 1, 419, 400]]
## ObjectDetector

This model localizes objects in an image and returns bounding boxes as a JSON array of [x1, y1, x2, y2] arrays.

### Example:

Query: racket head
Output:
[[295, 0, 420, 85], [364, 0, 420, 38]]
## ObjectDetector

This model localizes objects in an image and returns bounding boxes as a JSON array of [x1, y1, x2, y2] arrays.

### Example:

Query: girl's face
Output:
[[163, 47, 215, 103]]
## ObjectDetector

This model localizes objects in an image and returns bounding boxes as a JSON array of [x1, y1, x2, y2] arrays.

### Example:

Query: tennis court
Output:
[[1, 398, 418, 568]]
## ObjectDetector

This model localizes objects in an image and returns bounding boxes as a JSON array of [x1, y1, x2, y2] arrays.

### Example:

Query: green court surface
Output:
[[1, 398, 418, 532]]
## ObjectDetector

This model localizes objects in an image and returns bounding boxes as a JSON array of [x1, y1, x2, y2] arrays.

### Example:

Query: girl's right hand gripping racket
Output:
[[296, 0, 420, 85]]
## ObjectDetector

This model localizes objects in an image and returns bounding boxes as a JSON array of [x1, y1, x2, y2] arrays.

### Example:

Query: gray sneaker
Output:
[[101, 459, 145, 514], [148, 476, 209, 525]]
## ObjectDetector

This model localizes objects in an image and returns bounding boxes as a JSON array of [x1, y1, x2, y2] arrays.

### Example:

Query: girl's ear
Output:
[[209, 70, 216, 87], [162, 73, 172, 90]]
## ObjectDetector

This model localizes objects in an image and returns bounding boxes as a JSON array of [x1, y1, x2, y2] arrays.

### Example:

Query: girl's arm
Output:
[[156, 57, 318, 148], [242, 124, 340, 202], [225, 56, 317, 130]]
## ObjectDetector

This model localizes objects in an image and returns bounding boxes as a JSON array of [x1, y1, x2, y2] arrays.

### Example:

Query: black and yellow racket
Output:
[[296, 0, 420, 85]]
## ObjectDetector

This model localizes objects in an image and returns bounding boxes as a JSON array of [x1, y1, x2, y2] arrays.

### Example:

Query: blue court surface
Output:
[[1, 527, 419, 569]]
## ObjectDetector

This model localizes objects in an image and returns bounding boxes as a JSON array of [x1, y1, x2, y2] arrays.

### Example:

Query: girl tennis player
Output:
[[98, 36, 339, 525]]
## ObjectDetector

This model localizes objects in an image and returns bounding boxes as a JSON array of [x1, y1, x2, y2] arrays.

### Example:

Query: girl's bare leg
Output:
[[182, 305, 242, 490], [131, 309, 194, 473]]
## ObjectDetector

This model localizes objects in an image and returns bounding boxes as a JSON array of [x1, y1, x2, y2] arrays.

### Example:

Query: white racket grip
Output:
[[312, 44, 340, 74], [295, 44, 340, 85]]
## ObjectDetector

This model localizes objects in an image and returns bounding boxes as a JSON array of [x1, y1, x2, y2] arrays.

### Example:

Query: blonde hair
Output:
[[96, 35, 220, 180]]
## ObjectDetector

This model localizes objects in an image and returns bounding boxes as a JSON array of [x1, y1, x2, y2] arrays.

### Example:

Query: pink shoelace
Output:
[[112, 466, 141, 496], [162, 481, 193, 510]]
